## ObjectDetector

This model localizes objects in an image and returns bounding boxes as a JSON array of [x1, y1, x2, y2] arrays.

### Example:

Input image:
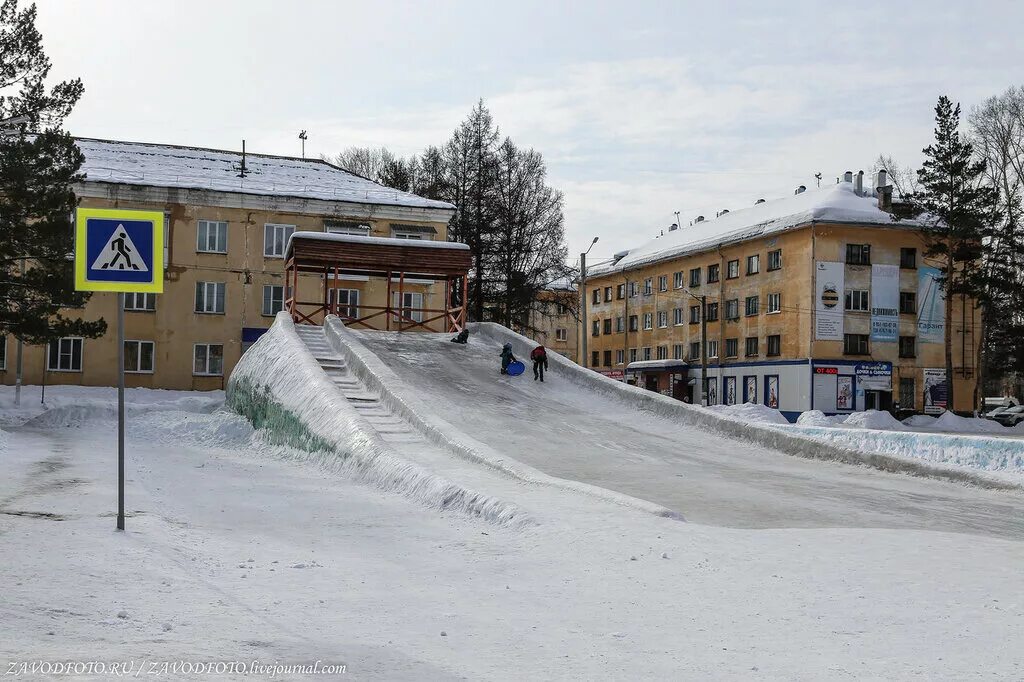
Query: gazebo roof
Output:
[[285, 231, 472, 279]]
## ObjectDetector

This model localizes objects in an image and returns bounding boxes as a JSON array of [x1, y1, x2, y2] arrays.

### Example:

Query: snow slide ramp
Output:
[[226, 313, 529, 527]]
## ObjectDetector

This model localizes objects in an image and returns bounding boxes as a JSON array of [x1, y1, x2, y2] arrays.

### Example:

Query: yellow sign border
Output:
[[74, 208, 165, 293]]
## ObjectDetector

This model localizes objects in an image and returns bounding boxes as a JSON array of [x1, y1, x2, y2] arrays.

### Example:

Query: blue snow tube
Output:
[[506, 360, 526, 376]]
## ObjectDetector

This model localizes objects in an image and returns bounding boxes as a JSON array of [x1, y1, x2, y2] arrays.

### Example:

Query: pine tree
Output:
[[910, 96, 1001, 411], [0, 0, 105, 348]]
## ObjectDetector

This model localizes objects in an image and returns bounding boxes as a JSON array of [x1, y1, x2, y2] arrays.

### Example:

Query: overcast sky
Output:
[[37, 0, 1024, 266]]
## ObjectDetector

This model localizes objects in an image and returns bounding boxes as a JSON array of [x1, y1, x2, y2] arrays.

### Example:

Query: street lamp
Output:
[[579, 236, 599, 368]]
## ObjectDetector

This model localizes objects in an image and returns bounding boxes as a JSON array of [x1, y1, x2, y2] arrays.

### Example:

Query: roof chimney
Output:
[[855, 170, 864, 195], [843, 171, 853, 183], [755, 198, 766, 204], [875, 170, 893, 212], [719, 209, 729, 216], [695, 215, 705, 223], [795, 185, 806, 195], [668, 223, 678, 232]]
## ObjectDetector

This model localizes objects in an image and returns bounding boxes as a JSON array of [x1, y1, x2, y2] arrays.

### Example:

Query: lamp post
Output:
[[682, 288, 708, 406], [579, 236, 599, 368]]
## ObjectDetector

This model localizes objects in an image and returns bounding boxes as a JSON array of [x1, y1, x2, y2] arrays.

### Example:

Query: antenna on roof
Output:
[[814, 172, 822, 188], [238, 139, 249, 178], [299, 130, 308, 159]]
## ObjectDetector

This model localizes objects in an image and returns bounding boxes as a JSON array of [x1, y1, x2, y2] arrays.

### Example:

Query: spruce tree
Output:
[[910, 96, 1001, 411]]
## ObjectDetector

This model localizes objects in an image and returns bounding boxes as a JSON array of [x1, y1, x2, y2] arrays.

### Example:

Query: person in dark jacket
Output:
[[530, 345, 548, 382], [499, 343, 516, 374], [451, 329, 469, 344]]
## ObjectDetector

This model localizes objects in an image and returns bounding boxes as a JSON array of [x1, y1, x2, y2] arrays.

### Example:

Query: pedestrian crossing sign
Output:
[[74, 208, 164, 293]]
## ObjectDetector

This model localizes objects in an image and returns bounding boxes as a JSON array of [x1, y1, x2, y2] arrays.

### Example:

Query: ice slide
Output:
[[231, 315, 1024, 539]]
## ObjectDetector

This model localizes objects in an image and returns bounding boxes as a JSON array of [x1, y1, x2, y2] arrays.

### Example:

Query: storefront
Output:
[[810, 360, 893, 414], [624, 360, 691, 400]]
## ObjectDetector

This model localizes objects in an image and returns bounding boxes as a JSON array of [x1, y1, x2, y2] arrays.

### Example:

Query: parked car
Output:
[[984, 396, 1020, 414], [991, 405, 1024, 427]]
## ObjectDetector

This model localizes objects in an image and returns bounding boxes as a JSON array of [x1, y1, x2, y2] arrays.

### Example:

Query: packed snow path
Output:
[[351, 328, 1024, 540]]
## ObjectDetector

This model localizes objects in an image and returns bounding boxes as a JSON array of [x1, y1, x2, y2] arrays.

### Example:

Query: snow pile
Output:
[[841, 409, 907, 431], [228, 313, 528, 527], [707, 402, 791, 426], [797, 410, 847, 427], [21, 395, 223, 429], [930, 411, 1007, 434], [903, 414, 937, 428]]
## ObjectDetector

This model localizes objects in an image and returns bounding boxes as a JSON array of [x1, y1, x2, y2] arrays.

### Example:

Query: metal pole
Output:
[[117, 292, 125, 531], [580, 252, 588, 368], [14, 258, 24, 406], [701, 294, 708, 406]]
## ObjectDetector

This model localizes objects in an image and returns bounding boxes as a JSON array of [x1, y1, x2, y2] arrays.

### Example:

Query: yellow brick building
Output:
[[1, 138, 455, 391], [584, 172, 979, 419], [526, 278, 579, 364]]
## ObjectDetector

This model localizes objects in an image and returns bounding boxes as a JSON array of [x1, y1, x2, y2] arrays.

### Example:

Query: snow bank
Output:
[[797, 410, 847, 427], [841, 410, 907, 431], [227, 313, 528, 528], [22, 395, 222, 428], [931, 411, 1008, 434], [903, 414, 937, 428], [323, 316, 682, 520], [707, 402, 791, 426], [472, 323, 1018, 490]]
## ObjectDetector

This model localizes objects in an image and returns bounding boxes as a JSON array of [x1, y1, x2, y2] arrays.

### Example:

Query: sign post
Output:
[[74, 208, 164, 531]]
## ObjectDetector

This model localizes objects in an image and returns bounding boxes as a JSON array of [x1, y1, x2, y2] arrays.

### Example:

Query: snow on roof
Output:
[[543, 276, 577, 291], [625, 359, 690, 372], [591, 181, 915, 276], [287, 230, 470, 253], [75, 138, 456, 212]]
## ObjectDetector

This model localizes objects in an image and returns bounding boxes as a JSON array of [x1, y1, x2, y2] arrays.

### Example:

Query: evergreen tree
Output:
[[0, 0, 105, 347], [909, 96, 1001, 410]]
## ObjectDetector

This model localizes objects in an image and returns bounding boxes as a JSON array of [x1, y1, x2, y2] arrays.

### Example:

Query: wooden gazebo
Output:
[[284, 232, 472, 332]]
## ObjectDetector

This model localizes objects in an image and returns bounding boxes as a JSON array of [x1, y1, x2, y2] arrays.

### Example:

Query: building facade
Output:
[[584, 173, 979, 420], [2, 138, 455, 391], [525, 279, 579, 364]]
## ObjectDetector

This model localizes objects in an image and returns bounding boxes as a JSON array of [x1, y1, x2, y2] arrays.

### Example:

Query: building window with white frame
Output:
[[556, 328, 567, 342], [643, 278, 653, 295], [329, 288, 360, 318], [391, 226, 434, 240], [616, 349, 624, 365], [197, 220, 228, 253], [124, 340, 155, 373], [767, 292, 781, 314], [708, 339, 719, 358], [673, 271, 683, 289], [643, 312, 653, 330], [48, 337, 83, 372], [767, 334, 781, 356], [262, 285, 284, 316], [746, 254, 760, 275], [629, 348, 638, 363], [845, 289, 869, 312], [325, 219, 371, 236], [745, 295, 759, 316], [658, 275, 668, 292], [393, 291, 424, 323], [193, 343, 224, 376], [195, 282, 226, 314], [264, 223, 295, 257], [656, 346, 668, 360], [123, 292, 156, 312], [657, 311, 668, 328], [642, 347, 652, 361], [767, 249, 782, 271], [673, 343, 684, 360]]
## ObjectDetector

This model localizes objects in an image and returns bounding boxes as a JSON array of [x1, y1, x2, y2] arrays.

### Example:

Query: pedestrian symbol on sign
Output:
[[90, 224, 149, 272]]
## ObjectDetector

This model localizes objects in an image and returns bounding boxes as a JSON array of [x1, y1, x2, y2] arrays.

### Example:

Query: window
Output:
[[900, 247, 917, 269], [673, 344, 684, 360], [746, 254, 760, 275], [767, 334, 781, 356], [615, 316, 624, 333], [727, 259, 739, 279], [767, 292, 781, 314], [123, 340, 155, 373], [592, 289, 600, 305], [329, 288, 360, 318], [846, 243, 871, 265], [658, 275, 668, 292], [656, 346, 668, 360], [47, 338, 82, 372], [556, 328, 567, 342], [629, 348, 638, 363], [706, 302, 719, 322], [745, 337, 759, 357], [262, 285, 284, 316], [123, 292, 155, 312], [707, 263, 720, 283], [603, 318, 612, 335], [324, 219, 371, 236], [767, 249, 782, 271], [197, 220, 228, 253], [193, 345, 226, 377], [0, 335, 5, 370], [195, 282, 226, 314], [673, 307, 684, 325], [592, 320, 600, 337], [689, 305, 701, 324], [643, 278, 653, 295], [603, 350, 613, 367], [616, 349, 625, 365], [725, 299, 739, 320], [604, 286, 613, 302], [556, 303, 568, 315], [629, 282, 639, 297], [899, 377, 916, 409], [725, 338, 738, 358], [673, 272, 684, 289], [391, 225, 433, 240], [264, 223, 295, 258], [628, 315, 639, 332], [643, 313, 653, 330], [616, 284, 626, 300], [689, 342, 700, 360], [689, 268, 701, 287], [843, 333, 870, 355], [745, 295, 759, 317], [899, 336, 916, 358], [845, 289, 869, 312], [657, 311, 668, 328], [707, 340, 719, 358], [642, 347, 652, 361], [900, 291, 917, 315], [592, 351, 600, 367]]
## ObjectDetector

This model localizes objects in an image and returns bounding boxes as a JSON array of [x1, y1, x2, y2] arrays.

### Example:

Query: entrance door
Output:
[[865, 391, 878, 410], [645, 375, 659, 392]]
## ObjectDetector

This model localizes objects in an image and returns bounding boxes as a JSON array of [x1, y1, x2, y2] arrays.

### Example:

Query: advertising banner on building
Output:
[[836, 376, 853, 410], [923, 368, 948, 414], [815, 261, 844, 340], [855, 361, 893, 391], [766, 376, 779, 409], [870, 264, 899, 342], [918, 266, 945, 343]]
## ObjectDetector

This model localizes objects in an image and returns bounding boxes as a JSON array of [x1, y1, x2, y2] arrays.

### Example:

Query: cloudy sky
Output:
[[38, 0, 1024, 266]]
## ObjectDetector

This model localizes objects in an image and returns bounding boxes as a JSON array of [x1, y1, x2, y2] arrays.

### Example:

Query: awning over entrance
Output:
[[283, 231, 473, 332], [624, 359, 690, 374]]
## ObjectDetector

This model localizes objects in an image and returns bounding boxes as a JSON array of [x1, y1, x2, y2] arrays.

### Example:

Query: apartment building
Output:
[[584, 171, 978, 420], [1, 138, 455, 390], [526, 278, 579, 364]]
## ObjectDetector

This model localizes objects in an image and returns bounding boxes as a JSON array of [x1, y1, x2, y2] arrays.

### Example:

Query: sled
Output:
[[506, 360, 526, 376]]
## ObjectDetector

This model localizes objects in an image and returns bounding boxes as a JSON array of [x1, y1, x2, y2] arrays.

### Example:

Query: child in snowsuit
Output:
[[531, 345, 548, 382], [499, 343, 516, 374], [451, 329, 469, 344]]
